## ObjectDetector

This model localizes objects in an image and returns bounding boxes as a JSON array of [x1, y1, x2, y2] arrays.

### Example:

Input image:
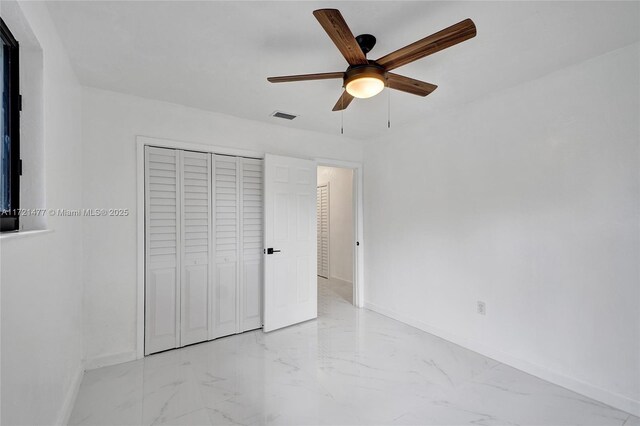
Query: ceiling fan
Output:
[[267, 9, 477, 111]]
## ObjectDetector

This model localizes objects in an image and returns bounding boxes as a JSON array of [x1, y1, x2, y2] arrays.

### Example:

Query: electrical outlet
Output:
[[477, 301, 486, 315]]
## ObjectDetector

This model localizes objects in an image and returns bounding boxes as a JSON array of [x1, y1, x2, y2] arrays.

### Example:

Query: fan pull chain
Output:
[[387, 83, 391, 129], [341, 92, 344, 135]]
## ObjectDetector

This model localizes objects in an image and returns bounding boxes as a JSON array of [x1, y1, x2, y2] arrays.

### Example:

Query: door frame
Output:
[[136, 137, 365, 359], [315, 159, 364, 308]]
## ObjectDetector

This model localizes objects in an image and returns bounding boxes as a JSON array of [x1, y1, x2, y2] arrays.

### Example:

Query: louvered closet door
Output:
[[317, 184, 329, 279], [180, 151, 211, 346], [240, 158, 263, 332], [145, 147, 180, 355], [211, 155, 239, 338]]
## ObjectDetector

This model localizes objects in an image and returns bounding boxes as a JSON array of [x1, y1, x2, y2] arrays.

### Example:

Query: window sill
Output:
[[0, 229, 53, 241]]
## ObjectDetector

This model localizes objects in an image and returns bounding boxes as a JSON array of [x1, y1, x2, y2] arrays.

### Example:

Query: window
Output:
[[1, 18, 20, 232]]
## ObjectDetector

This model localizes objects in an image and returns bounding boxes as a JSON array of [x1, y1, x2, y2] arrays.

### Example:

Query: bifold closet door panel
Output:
[[145, 146, 180, 355], [180, 151, 211, 346], [240, 158, 264, 332], [212, 155, 239, 338], [317, 184, 329, 279]]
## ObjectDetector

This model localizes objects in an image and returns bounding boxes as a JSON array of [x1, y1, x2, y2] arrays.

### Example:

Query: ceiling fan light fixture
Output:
[[344, 65, 386, 99], [346, 77, 385, 99]]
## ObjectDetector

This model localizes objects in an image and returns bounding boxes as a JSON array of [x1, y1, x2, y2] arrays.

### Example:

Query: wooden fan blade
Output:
[[376, 18, 476, 71], [387, 73, 437, 96], [313, 9, 368, 66], [267, 72, 344, 83], [332, 91, 354, 111]]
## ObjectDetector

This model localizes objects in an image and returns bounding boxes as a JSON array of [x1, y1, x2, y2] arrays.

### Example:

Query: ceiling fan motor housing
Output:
[[344, 63, 387, 86]]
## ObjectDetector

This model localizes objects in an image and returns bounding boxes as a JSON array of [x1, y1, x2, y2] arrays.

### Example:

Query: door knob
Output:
[[265, 248, 281, 255]]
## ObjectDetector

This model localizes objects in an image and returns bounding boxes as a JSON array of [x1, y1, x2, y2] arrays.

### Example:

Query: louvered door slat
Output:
[[211, 155, 239, 339], [145, 147, 180, 355], [180, 151, 211, 346], [240, 158, 263, 332], [317, 184, 329, 278]]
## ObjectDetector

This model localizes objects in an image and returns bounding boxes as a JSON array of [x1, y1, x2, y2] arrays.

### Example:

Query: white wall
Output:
[[0, 1, 84, 425], [364, 42, 640, 416], [81, 87, 363, 367], [317, 166, 354, 283]]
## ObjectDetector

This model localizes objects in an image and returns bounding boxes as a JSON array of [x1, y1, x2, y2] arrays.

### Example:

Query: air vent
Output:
[[271, 111, 297, 120]]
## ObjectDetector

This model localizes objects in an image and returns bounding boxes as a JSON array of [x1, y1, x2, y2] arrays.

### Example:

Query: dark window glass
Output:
[[1, 18, 19, 232]]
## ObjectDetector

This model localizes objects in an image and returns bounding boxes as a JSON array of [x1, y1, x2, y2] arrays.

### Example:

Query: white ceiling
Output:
[[46, 1, 639, 139]]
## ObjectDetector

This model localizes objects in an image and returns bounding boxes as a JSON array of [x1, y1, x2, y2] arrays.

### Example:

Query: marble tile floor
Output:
[[70, 279, 638, 426]]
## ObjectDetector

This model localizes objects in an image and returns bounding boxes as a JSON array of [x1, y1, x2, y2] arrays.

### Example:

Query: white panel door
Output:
[[263, 154, 317, 332], [211, 154, 239, 339], [179, 151, 211, 346], [316, 184, 329, 279], [240, 158, 263, 332], [145, 147, 180, 355]]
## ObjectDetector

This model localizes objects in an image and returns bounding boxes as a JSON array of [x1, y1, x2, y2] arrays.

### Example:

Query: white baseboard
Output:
[[56, 361, 84, 426], [84, 350, 137, 370], [364, 301, 640, 417], [329, 276, 352, 286]]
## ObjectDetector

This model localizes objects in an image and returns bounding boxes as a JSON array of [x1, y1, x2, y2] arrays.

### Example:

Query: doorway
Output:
[[317, 165, 355, 305]]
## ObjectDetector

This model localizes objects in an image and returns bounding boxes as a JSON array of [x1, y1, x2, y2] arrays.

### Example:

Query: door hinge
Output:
[[18, 159, 22, 176], [18, 95, 22, 112]]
